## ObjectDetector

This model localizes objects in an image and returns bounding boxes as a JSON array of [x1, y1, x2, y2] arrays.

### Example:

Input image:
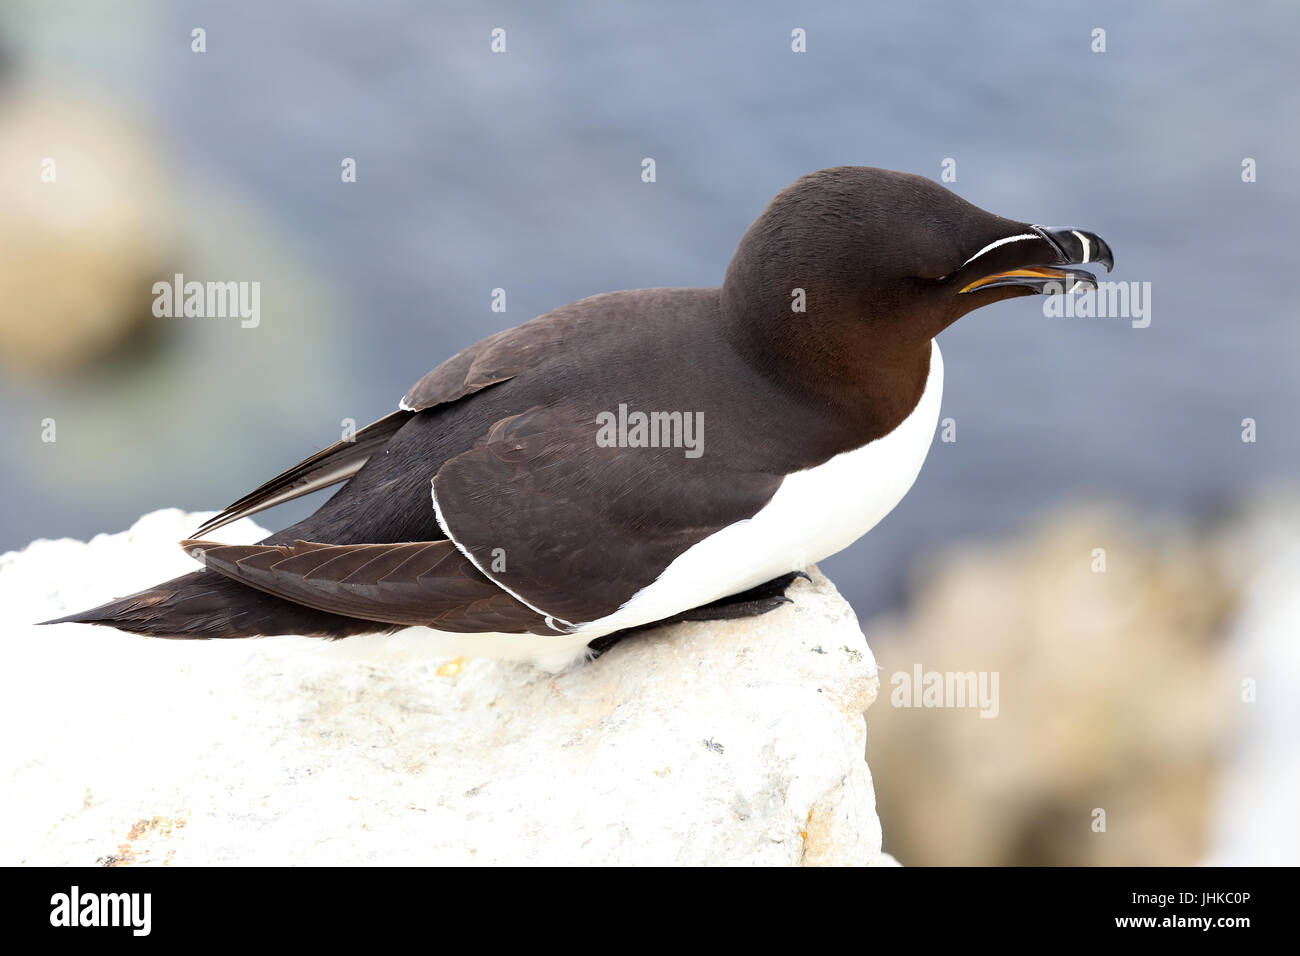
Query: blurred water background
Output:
[[1, 0, 1296, 865]]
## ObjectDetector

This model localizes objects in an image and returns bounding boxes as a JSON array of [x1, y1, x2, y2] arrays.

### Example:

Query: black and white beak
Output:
[[958, 225, 1114, 295]]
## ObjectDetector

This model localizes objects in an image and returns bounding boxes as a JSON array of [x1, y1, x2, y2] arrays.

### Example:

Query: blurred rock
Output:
[[865, 504, 1239, 866], [2, 510, 887, 866], [863, 493, 1300, 866], [0, 89, 174, 375]]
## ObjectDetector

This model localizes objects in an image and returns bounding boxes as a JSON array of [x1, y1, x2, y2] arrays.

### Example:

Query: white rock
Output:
[[0, 510, 887, 866]]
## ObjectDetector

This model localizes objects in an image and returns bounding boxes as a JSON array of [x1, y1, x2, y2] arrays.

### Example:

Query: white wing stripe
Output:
[[430, 479, 576, 632]]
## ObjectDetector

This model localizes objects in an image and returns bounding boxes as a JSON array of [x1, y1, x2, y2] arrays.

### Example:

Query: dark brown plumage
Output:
[[43, 167, 1111, 643]]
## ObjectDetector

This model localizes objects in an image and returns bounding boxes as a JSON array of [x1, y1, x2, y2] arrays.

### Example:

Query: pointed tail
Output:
[[38, 568, 400, 639]]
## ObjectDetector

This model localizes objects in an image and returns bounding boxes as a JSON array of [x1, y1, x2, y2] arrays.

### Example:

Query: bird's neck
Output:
[[718, 292, 934, 452]]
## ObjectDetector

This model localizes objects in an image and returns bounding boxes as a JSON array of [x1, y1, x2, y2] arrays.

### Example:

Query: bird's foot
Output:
[[586, 571, 811, 658], [670, 570, 811, 623]]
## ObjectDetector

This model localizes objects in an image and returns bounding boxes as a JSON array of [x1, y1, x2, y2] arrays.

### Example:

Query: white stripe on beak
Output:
[[1071, 230, 1092, 263], [959, 232, 1040, 269]]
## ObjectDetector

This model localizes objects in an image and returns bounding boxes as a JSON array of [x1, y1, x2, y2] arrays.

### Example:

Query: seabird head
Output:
[[721, 166, 1113, 364]]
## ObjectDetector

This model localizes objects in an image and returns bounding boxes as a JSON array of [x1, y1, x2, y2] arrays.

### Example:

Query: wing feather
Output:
[[181, 538, 556, 634], [194, 412, 412, 536]]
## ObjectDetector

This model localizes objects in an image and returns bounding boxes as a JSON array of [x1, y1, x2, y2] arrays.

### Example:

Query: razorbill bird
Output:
[[44, 167, 1112, 671]]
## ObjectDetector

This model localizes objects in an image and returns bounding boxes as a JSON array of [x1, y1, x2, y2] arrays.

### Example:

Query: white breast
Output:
[[576, 339, 944, 637]]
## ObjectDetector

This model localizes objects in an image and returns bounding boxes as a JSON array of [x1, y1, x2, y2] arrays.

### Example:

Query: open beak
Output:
[[959, 225, 1114, 295]]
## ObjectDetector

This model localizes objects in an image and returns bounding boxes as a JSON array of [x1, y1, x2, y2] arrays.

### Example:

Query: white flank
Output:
[[577, 339, 944, 637]]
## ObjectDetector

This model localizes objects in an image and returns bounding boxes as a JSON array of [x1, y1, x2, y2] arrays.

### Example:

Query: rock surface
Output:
[[1, 509, 887, 866]]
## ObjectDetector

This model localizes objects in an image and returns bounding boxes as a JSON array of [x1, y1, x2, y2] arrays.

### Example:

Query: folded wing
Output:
[[180, 538, 555, 633], [431, 404, 782, 627]]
